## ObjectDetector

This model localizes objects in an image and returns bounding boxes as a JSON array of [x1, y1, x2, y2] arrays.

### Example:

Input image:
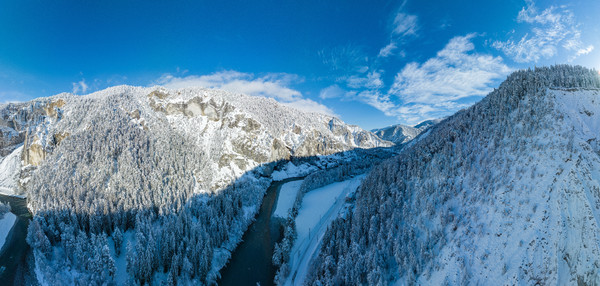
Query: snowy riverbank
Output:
[[272, 180, 304, 218], [284, 175, 365, 285], [0, 212, 17, 252]]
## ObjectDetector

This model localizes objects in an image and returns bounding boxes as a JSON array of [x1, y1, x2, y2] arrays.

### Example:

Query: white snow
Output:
[[108, 230, 135, 285], [408, 87, 600, 285], [285, 175, 365, 286], [0, 212, 16, 251], [0, 146, 23, 196], [553, 88, 600, 145], [272, 180, 303, 218], [271, 162, 318, 181]]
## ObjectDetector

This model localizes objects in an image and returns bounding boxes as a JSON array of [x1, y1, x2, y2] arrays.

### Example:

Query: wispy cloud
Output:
[[71, 79, 88, 94], [378, 42, 397, 58], [156, 70, 336, 116], [319, 84, 346, 99], [493, 0, 593, 63], [366, 34, 510, 125], [318, 45, 368, 74], [378, 10, 419, 58], [391, 34, 511, 104], [346, 71, 384, 90], [392, 13, 418, 37], [321, 34, 510, 125]]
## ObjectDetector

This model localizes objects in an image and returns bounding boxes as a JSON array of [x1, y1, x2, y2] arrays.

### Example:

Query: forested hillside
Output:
[[0, 86, 390, 284], [307, 65, 600, 285]]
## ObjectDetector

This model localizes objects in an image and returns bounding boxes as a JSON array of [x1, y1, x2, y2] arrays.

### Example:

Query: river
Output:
[[0, 194, 31, 285], [0, 177, 301, 286], [218, 177, 303, 286]]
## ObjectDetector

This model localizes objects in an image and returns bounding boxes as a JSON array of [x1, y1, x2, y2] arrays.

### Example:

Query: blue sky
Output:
[[1, 0, 599, 129]]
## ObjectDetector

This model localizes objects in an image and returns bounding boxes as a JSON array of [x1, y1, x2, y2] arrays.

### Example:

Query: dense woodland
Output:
[[306, 65, 600, 285], [18, 88, 390, 285], [25, 105, 270, 285]]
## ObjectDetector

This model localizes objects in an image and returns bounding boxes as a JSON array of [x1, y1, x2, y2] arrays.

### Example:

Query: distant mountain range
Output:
[[371, 118, 443, 145]]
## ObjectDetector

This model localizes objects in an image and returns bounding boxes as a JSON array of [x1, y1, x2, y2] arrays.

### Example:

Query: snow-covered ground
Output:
[[553, 88, 600, 145], [0, 146, 22, 196], [284, 175, 365, 286], [273, 180, 304, 218], [108, 230, 135, 285], [272, 162, 318, 181], [0, 212, 17, 252]]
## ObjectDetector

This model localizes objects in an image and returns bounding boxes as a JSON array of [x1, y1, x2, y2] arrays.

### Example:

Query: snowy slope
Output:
[[0, 146, 22, 196], [371, 124, 419, 145], [273, 180, 304, 218], [285, 175, 364, 286], [307, 66, 600, 285], [0, 212, 16, 252]]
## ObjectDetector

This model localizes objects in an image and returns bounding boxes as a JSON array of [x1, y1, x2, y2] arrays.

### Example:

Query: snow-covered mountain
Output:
[[371, 124, 419, 145], [307, 65, 600, 285], [0, 85, 391, 284], [0, 86, 390, 197], [371, 119, 442, 145]]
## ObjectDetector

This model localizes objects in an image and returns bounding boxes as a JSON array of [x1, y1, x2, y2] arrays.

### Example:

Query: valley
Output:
[[0, 65, 598, 285]]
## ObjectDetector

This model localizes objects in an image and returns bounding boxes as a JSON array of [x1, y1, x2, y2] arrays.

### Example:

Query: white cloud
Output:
[[322, 34, 510, 125], [377, 11, 418, 59], [378, 42, 397, 58], [156, 70, 336, 116], [392, 13, 418, 36], [355, 90, 395, 114], [493, 0, 593, 63], [71, 79, 88, 94], [391, 34, 511, 104], [374, 34, 511, 125], [319, 85, 346, 99], [346, 71, 384, 90]]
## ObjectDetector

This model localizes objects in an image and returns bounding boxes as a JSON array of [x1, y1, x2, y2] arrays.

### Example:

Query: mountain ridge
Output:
[[371, 118, 443, 145], [307, 65, 600, 285], [0, 85, 391, 196]]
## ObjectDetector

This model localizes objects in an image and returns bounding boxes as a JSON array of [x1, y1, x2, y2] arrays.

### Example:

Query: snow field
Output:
[[0, 212, 16, 252], [0, 146, 23, 196], [273, 180, 304, 218], [272, 162, 318, 182], [285, 175, 365, 285]]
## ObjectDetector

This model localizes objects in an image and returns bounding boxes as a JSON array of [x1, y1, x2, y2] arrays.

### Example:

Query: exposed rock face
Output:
[[21, 133, 47, 167], [0, 126, 23, 156], [43, 99, 65, 119], [149, 93, 225, 121], [146, 88, 391, 191], [271, 138, 291, 161], [0, 98, 70, 194]]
